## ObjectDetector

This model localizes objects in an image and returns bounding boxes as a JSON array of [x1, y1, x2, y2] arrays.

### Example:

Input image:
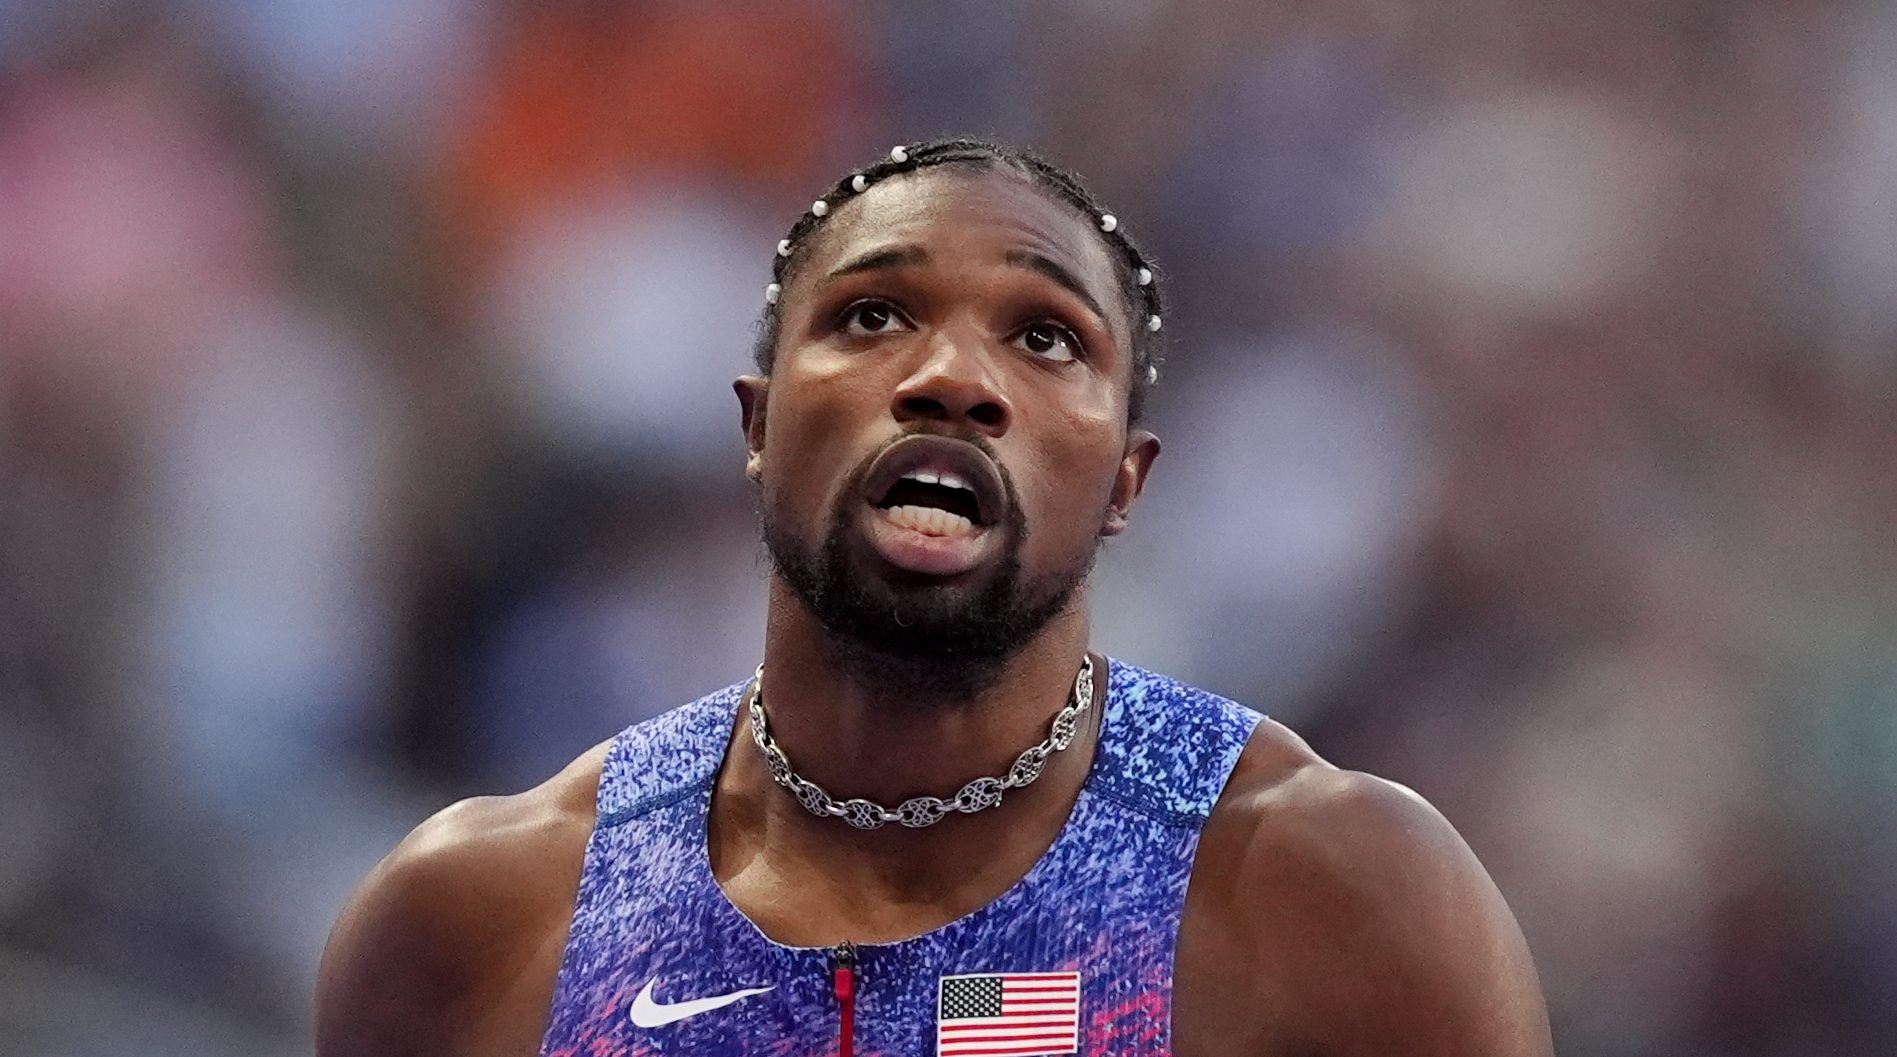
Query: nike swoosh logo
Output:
[[628, 977, 775, 1028]]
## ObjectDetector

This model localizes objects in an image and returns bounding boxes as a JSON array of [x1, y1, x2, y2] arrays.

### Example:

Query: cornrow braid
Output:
[[754, 137, 1168, 425]]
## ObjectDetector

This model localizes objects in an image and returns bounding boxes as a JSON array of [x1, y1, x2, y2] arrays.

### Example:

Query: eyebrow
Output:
[[823, 243, 1110, 324], [827, 245, 931, 280], [1003, 249, 1107, 323]]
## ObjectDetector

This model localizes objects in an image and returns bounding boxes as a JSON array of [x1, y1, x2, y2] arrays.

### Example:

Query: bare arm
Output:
[[316, 805, 467, 1057], [1178, 723, 1553, 1056], [317, 748, 603, 1057]]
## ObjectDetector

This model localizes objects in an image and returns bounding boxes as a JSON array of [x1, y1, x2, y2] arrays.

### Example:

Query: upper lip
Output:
[[861, 434, 1007, 528]]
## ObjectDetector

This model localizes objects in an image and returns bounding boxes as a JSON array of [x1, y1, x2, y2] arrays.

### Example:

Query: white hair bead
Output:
[[811, 199, 829, 217], [1147, 314, 1162, 332], [1136, 267, 1152, 286], [890, 145, 909, 163], [851, 174, 868, 193], [1100, 214, 1118, 233], [776, 239, 792, 257], [765, 283, 782, 304], [1146, 364, 1160, 384]]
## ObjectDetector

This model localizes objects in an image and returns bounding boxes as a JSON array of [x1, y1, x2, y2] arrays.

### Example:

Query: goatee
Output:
[[760, 451, 1093, 704]]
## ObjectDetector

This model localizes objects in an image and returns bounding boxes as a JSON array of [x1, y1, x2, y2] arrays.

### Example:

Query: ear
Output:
[[734, 375, 769, 483], [1101, 429, 1161, 537]]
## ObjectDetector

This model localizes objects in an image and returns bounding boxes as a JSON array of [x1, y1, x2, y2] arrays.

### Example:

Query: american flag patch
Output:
[[936, 971, 1081, 1056]]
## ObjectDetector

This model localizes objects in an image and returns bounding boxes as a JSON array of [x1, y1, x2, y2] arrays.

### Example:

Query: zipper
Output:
[[829, 941, 858, 1057]]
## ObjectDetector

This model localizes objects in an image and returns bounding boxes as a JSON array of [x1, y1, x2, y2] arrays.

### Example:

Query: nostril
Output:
[[899, 395, 947, 418], [893, 392, 1007, 431]]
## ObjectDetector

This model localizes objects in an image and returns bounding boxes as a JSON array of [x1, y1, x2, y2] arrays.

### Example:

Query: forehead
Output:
[[796, 166, 1125, 321]]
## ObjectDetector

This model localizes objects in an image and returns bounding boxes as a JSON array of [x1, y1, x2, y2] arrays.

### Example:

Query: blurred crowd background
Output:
[[3, 0, 1896, 1053]]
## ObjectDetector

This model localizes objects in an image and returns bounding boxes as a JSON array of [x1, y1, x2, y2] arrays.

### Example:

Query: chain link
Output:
[[747, 655, 1094, 829]]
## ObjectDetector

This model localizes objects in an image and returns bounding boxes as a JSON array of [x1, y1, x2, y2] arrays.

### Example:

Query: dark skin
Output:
[[317, 168, 1554, 1056]]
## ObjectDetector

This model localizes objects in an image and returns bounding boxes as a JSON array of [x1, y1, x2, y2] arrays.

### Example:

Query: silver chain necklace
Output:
[[747, 655, 1095, 830]]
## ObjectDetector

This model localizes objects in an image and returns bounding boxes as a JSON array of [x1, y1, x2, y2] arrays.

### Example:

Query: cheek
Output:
[[761, 363, 883, 514], [1022, 409, 1125, 537]]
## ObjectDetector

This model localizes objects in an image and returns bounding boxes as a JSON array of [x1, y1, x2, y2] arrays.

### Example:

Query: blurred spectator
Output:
[[3, 0, 1895, 1053]]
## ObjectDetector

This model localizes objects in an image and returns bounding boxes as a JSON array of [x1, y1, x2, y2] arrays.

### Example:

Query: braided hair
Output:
[[754, 137, 1168, 425]]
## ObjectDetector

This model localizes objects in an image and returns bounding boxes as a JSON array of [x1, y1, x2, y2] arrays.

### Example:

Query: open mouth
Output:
[[874, 469, 986, 536], [862, 435, 1006, 540]]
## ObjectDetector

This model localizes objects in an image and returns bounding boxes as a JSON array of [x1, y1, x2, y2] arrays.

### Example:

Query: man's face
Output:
[[738, 166, 1159, 674]]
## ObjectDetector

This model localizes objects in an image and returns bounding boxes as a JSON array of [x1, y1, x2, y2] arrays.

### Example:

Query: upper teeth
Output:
[[903, 469, 971, 492]]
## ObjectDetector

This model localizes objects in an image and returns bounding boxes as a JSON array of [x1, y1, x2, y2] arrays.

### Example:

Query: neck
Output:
[[748, 577, 1096, 805], [707, 576, 1105, 926]]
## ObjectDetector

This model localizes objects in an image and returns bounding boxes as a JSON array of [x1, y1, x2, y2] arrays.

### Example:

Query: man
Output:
[[317, 139, 1553, 1057]]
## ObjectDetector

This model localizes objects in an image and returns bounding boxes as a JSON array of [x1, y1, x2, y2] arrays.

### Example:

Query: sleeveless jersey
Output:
[[538, 656, 1263, 1057]]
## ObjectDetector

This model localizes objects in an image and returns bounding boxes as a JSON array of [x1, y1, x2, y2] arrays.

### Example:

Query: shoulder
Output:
[[314, 739, 611, 1057], [1208, 721, 1482, 899], [1177, 719, 1553, 1056]]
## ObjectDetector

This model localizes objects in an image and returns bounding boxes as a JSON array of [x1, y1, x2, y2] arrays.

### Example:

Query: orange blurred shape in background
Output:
[[444, 0, 865, 270]]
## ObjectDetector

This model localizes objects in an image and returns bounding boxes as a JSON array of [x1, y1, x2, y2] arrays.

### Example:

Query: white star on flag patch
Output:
[[936, 971, 1081, 1056]]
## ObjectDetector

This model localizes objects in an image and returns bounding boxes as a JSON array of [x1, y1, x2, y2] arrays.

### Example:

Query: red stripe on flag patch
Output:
[[937, 972, 1081, 1057]]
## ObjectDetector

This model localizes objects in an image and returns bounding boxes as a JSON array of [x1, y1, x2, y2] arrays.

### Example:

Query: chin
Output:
[[827, 537, 1024, 654], [761, 489, 1094, 684]]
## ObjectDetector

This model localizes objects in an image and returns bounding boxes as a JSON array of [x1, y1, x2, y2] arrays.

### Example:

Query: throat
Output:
[[817, 630, 1012, 706], [751, 651, 1097, 804], [710, 697, 1102, 946]]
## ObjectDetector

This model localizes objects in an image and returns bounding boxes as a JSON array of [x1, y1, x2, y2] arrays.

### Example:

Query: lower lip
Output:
[[859, 505, 1000, 577]]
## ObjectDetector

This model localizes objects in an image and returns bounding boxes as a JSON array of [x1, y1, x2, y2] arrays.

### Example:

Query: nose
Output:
[[890, 328, 1013, 436]]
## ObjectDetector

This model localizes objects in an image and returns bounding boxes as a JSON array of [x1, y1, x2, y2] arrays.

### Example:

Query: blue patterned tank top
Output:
[[538, 656, 1262, 1057]]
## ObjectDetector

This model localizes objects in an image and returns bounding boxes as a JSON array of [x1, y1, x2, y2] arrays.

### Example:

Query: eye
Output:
[[840, 299, 912, 336], [1012, 320, 1084, 363]]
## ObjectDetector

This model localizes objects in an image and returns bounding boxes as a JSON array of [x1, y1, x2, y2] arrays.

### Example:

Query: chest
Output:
[[448, 876, 1285, 1057], [538, 792, 1201, 1055]]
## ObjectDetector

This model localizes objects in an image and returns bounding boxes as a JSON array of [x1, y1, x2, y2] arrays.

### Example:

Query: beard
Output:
[[760, 448, 1096, 703]]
